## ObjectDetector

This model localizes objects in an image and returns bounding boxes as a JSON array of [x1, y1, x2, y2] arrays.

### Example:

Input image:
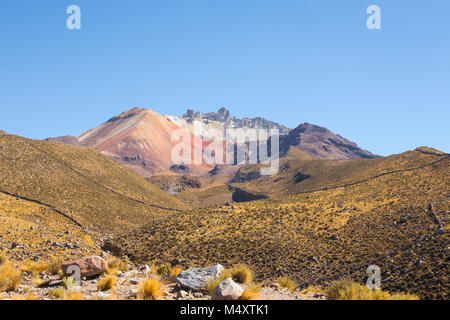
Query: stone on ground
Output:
[[212, 278, 244, 300], [62, 256, 108, 278], [176, 264, 224, 291]]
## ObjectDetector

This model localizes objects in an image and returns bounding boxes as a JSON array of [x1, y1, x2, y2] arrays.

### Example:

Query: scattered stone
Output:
[[144, 264, 151, 276], [212, 278, 244, 300], [176, 264, 224, 291], [269, 283, 280, 290], [177, 290, 188, 299]]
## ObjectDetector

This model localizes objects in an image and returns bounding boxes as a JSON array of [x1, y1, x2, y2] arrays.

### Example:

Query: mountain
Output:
[[48, 107, 377, 177], [0, 129, 8, 136], [167, 107, 291, 139], [279, 123, 377, 159], [77, 108, 209, 177], [46, 135, 81, 146]]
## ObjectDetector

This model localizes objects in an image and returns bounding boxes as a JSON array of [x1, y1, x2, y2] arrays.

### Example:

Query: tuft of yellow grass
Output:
[[107, 268, 119, 276], [32, 277, 51, 288], [325, 281, 419, 300], [63, 291, 84, 300], [240, 285, 262, 300], [230, 264, 253, 284], [107, 256, 130, 272], [20, 259, 47, 276], [46, 257, 63, 275], [0, 252, 7, 265], [171, 266, 182, 278], [156, 263, 173, 276], [51, 288, 65, 299], [301, 285, 324, 295], [278, 276, 297, 292], [11, 294, 37, 300], [0, 261, 22, 292], [137, 277, 163, 300], [97, 275, 116, 291]]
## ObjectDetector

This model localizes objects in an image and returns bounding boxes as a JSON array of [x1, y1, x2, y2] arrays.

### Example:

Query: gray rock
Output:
[[212, 278, 244, 300], [176, 264, 224, 291]]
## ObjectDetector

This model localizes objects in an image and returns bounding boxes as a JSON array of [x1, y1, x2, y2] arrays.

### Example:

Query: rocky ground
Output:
[[0, 254, 324, 301]]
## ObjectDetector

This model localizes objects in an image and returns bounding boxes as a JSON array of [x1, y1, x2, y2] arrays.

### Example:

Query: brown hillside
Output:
[[0, 134, 186, 234], [105, 151, 449, 299]]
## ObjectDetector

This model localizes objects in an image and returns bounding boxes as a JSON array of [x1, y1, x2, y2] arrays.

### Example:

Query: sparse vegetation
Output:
[[156, 263, 173, 276], [137, 277, 163, 300], [325, 281, 419, 300], [20, 259, 47, 276], [32, 277, 51, 288], [106, 153, 449, 299], [278, 277, 297, 292], [171, 266, 182, 278], [107, 256, 130, 272], [0, 252, 7, 265], [63, 291, 85, 300], [240, 285, 261, 300], [0, 262, 22, 292], [97, 275, 116, 291], [51, 288, 65, 299], [46, 257, 63, 275], [230, 264, 253, 284]]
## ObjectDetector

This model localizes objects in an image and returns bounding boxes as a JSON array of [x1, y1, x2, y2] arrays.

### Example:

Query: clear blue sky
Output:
[[1, 1, 449, 155]]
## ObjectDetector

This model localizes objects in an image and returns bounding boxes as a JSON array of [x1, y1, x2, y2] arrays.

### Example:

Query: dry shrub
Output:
[[171, 266, 182, 278], [230, 264, 253, 284], [20, 259, 47, 276], [138, 277, 163, 300], [325, 281, 419, 300], [0, 252, 7, 265], [63, 291, 84, 300], [301, 285, 324, 295], [32, 277, 52, 288], [107, 256, 130, 272], [97, 275, 116, 291], [46, 257, 63, 275], [0, 262, 22, 292], [278, 276, 297, 292], [51, 288, 65, 299], [156, 263, 172, 276], [240, 285, 261, 300]]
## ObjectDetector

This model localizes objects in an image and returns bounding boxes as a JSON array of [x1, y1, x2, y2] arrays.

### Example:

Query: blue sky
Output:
[[0, 0, 449, 155]]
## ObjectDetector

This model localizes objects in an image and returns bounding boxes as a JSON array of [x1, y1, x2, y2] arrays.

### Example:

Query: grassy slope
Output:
[[233, 147, 447, 197], [0, 192, 99, 261], [0, 135, 186, 234], [105, 151, 449, 299]]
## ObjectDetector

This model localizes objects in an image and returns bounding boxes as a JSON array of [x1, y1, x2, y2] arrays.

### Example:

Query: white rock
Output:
[[212, 278, 244, 300]]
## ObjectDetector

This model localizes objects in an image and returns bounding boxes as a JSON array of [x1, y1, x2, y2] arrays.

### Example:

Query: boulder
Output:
[[62, 256, 108, 278], [212, 278, 244, 300], [176, 264, 224, 291]]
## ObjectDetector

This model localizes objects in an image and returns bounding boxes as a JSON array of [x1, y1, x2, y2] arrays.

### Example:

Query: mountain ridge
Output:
[[47, 107, 378, 176]]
